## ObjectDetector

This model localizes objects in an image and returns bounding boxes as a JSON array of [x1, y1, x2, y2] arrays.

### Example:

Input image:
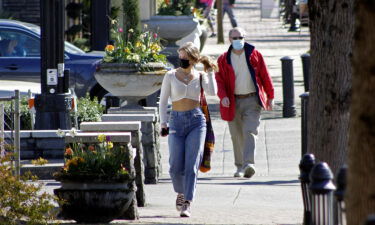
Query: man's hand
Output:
[[266, 98, 274, 111], [221, 97, 230, 108]]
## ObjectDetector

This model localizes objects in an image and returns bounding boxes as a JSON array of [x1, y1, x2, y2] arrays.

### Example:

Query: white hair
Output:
[[229, 27, 247, 37]]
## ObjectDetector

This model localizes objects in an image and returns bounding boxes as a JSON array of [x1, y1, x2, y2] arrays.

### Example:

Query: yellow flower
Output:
[[151, 43, 161, 53], [128, 28, 134, 33], [105, 45, 115, 52], [135, 41, 143, 48], [77, 157, 85, 163], [98, 134, 106, 142], [124, 47, 131, 53], [66, 159, 76, 168], [107, 142, 114, 149]]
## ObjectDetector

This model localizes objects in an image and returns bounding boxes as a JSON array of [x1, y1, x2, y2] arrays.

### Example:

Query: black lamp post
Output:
[[90, 0, 110, 51], [34, 0, 72, 129]]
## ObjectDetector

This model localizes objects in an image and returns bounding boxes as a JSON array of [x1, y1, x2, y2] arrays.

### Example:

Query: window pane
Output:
[[0, 30, 40, 57]]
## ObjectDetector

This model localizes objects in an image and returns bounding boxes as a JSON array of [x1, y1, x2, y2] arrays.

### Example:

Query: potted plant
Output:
[[94, 0, 168, 109], [53, 131, 135, 223]]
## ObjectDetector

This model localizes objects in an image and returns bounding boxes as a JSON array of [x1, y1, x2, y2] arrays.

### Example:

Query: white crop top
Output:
[[159, 69, 217, 125]]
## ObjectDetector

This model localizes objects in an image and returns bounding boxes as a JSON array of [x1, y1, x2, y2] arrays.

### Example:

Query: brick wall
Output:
[[2, 0, 40, 24]]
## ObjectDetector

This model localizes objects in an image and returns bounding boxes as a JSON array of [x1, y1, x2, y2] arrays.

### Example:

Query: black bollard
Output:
[[281, 56, 296, 117], [335, 166, 347, 225], [309, 162, 336, 225], [299, 92, 309, 156], [365, 215, 375, 225], [301, 53, 310, 92], [299, 153, 316, 225]]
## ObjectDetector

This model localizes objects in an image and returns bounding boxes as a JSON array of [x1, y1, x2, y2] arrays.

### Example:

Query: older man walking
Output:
[[215, 27, 274, 178]]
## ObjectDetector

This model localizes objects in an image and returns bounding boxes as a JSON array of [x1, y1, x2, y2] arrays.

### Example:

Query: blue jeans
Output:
[[168, 107, 206, 201]]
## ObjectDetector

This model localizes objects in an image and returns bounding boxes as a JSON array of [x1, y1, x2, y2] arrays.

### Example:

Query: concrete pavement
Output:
[[40, 0, 311, 224]]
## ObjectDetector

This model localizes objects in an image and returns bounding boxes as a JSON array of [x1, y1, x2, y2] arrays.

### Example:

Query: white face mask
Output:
[[232, 39, 245, 50]]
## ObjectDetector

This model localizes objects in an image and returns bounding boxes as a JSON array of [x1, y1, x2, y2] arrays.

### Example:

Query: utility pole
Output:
[[216, 0, 224, 44], [91, 0, 110, 51], [34, 0, 72, 129]]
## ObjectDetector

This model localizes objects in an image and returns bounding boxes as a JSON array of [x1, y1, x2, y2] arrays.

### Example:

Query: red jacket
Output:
[[215, 43, 274, 121]]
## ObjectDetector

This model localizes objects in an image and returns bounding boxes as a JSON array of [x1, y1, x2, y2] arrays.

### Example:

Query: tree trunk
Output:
[[307, 0, 354, 175], [346, 2, 375, 224]]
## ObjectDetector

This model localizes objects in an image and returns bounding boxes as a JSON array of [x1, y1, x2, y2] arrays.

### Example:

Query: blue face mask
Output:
[[232, 39, 245, 50]]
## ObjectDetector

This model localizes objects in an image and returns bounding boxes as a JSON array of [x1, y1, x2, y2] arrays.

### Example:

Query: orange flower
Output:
[[65, 147, 73, 156], [77, 157, 85, 163], [105, 44, 115, 52], [164, 0, 170, 4]]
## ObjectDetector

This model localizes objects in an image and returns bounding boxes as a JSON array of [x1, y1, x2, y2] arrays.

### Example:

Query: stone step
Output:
[[80, 121, 141, 132], [102, 114, 156, 122], [65, 132, 132, 143]]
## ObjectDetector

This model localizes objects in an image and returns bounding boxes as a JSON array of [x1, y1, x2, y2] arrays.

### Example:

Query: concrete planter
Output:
[[145, 15, 199, 47], [54, 181, 135, 223], [94, 62, 167, 109]]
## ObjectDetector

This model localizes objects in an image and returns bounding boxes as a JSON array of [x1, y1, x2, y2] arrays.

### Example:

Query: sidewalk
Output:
[[42, 0, 310, 224], [128, 0, 310, 223]]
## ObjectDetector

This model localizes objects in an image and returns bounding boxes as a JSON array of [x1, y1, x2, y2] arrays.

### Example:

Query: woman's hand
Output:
[[160, 127, 169, 137], [160, 123, 169, 137]]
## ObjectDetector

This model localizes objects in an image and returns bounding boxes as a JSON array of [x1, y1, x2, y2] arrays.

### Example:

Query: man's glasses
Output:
[[231, 36, 244, 40]]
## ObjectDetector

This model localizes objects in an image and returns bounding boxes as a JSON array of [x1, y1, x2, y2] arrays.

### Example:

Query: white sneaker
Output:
[[176, 193, 184, 211], [243, 165, 256, 178], [234, 167, 244, 177], [180, 201, 191, 217]]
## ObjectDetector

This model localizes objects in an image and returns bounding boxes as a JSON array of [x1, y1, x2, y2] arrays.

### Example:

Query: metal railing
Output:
[[0, 90, 21, 176]]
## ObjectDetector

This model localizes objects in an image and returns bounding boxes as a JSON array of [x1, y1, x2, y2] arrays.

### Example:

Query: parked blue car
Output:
[[0, 19, 108, 99]]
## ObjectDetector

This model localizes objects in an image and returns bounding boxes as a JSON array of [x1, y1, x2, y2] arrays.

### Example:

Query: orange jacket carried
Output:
[[215, 43, 274, 121]]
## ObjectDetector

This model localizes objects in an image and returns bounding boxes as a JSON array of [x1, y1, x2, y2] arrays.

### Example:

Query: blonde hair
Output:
[[178, 42, 218, 72]]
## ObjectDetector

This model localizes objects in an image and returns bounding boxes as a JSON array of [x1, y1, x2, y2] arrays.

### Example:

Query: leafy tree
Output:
[[123, 0, 141, 43]]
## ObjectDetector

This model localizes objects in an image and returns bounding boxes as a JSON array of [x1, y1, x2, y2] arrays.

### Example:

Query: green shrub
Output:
[[74, 93, 105, 125], [0, 155, 57, 225]]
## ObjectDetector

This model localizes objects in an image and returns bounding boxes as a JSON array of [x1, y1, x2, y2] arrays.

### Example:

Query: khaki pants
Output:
[[228, 96, 261, 169]]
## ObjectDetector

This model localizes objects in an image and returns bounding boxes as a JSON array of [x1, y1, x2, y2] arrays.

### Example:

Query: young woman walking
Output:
[[159, 42, 217, 217]]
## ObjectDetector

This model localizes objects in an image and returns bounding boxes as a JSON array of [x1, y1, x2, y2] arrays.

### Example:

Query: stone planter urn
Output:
[[145, 16, 199, 67], [94, 62, 168, 110], [54, 181, 135, 223], [145, 15, 199, 47]]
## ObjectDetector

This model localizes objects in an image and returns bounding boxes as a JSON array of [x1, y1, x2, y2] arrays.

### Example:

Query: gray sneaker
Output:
[[176, 193, 184, 211], [243, 165, 256, 178], [180, 201, 191, 217]]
